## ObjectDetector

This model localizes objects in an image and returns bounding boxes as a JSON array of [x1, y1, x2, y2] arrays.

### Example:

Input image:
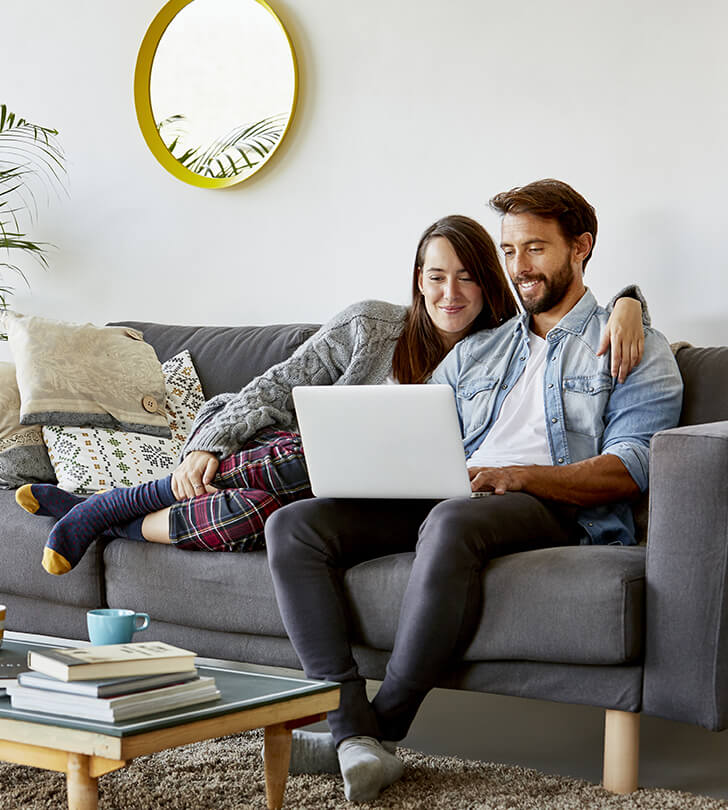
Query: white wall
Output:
[[3, 0, 727, 366]]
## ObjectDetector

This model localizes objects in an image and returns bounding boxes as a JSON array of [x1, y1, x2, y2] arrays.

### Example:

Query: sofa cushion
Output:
[[103, 541, 284, 636], [110, 321, 320, 400], [4, 312, 170, 437], [103, 541, 645, 666], [675, 345, 728, 427], [346, 546, 646, 665], [0, 491, 105, 608]]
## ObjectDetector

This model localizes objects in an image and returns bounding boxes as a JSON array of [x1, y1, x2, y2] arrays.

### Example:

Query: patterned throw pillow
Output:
[[42, 351, 204, 494]]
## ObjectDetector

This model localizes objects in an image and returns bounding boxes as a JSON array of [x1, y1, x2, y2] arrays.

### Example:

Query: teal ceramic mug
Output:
[[86, 608, 150, 645]]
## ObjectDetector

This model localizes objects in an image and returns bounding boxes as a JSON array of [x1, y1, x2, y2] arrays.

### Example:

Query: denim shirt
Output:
[[431, 289, 683, 545]]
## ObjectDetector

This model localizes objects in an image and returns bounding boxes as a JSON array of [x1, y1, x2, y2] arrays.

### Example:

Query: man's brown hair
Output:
[[490, 179, 598, 270]]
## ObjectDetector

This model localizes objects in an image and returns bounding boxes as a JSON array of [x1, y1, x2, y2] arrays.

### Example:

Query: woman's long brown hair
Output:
[[391, 215, 517, 383]]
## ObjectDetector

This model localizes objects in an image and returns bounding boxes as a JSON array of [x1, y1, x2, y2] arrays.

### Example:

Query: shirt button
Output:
[[520, 356, 526, 361], [558, 457, 564, 464], [501, 384, 508, 390], [551, 417, 558, 423], [548, 383, 554, 389], [588, 522, 594, 527]]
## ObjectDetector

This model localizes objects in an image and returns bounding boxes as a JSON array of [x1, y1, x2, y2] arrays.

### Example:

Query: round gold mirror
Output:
[[134, 0, 298, 188]]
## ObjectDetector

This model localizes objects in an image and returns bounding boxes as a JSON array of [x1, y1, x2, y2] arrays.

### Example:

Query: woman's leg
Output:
[[169, 488, 285, 551], [67, 428, 312, 551], [140, 508, 173, 544], [372, 493, 580, 741], [41, 476, 176, 574], [167, 430, 313, 551], [16, 484, 85, 518]]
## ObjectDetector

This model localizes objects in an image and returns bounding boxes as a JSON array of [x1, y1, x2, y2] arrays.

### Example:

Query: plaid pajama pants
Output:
[[168, 428, 312, 552]]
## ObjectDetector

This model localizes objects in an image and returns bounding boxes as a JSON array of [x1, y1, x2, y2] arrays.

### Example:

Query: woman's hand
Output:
[[597, 298, 644, 383], [172, 451, 220, 500]]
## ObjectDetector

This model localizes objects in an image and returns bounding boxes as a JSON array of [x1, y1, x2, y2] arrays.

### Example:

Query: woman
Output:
[[18, 214, 645, 576]]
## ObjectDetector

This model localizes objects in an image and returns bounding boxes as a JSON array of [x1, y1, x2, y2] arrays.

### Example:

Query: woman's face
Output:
[[417, 236, 484, 351]]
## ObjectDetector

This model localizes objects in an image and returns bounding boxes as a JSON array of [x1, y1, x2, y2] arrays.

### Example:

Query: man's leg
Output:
[[266, 497, 433, 800], [372, 492, 579, 741], [266, 497, 433, 742]]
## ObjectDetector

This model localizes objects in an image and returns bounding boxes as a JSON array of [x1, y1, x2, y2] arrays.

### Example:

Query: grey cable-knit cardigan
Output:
[[181, 300, 407, 459], [181, 288, 648, 460]]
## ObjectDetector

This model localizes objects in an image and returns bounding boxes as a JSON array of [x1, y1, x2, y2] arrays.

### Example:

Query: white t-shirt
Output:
[[467, 330, 553, 469]]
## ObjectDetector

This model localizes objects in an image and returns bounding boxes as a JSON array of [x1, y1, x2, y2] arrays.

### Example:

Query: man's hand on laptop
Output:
[[469, 466, 525, 496]]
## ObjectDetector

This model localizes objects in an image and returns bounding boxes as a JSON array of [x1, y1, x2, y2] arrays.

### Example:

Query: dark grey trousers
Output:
[[265, 493, 579, 744]]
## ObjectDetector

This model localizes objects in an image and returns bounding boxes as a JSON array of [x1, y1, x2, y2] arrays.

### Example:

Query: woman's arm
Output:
[[179, 301, 404, 461], [599, 285, 649, 383], [180, 329, 347, 459]]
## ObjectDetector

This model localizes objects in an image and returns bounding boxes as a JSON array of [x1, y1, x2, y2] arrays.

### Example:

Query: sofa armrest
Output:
[[642, 420, 728, 730]]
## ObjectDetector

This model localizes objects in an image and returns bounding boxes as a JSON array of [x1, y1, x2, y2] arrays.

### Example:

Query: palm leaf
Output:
[[158, 113, 287, 179], [0, 104, 66, 334]]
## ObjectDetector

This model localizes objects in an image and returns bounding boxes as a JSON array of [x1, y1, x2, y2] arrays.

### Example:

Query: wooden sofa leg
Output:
[[602, 709, 640, 793]]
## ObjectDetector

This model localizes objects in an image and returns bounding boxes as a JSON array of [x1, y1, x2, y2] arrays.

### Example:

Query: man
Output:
[[265, 179, 683, 802], [447, 178, 681, 543]]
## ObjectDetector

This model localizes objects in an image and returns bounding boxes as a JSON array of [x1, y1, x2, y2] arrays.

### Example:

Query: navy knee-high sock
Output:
[[43, 477, 175, 575], [16, 484, 85, 518]]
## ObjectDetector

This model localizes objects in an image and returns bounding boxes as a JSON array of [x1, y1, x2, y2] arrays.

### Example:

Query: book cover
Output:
[[6, 676, 220, 722], [0, 644, 30, 693], [17, 668, 199, 697], [27, 641, 196, 682]]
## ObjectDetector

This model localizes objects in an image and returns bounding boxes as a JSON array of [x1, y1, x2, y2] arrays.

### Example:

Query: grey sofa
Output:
[[1, 320, 727, 793]]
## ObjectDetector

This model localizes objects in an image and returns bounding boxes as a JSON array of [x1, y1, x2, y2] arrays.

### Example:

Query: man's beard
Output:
[[515, 259, 574, 315]]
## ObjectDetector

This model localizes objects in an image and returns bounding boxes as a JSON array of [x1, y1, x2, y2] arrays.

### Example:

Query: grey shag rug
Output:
[[1, 729, 726, 809]]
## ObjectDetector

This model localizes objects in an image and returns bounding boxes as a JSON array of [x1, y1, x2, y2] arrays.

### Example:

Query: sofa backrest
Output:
[[111, 321, 319, 400], [673, 345, 728, 427], [115, 322, 727, 430]]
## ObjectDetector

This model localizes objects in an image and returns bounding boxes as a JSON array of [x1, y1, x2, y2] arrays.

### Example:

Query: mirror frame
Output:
[[134, 0, 299, 188]]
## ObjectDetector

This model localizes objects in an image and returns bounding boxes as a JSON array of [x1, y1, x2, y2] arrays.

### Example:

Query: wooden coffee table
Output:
[[0, 632, 340, 810]]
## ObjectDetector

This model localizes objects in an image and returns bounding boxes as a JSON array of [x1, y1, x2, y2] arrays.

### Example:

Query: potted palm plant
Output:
[[0, 104, 66, 339]]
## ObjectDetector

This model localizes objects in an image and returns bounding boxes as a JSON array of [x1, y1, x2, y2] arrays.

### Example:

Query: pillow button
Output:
[[142, 395, 158, 413]]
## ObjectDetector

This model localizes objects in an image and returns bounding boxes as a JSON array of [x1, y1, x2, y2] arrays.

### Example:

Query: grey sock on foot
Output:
[[337, 736, 404, 802], [289, 730, 340, 774]]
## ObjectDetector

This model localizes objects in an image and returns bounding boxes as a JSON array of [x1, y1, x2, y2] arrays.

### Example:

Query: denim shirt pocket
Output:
[[457, 377, 499, 434], [561, 373, 612, 437]]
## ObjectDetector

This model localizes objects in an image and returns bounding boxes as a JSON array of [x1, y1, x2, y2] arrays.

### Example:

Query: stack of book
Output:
[[5, 641, 220, 723]]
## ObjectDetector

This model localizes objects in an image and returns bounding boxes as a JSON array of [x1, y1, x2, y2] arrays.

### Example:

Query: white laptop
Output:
[[292, 384, 473, 499]]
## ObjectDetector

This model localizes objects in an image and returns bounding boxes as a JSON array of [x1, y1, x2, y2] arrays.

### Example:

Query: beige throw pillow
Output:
[[0, 362, 56, 488], [42, 350, 204, 493], [3, 311, 170, 438]]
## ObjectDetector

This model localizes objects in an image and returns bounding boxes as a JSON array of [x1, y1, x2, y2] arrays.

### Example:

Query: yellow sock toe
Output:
[[16, 484, 41, 514], [42, 547, 72, 575]]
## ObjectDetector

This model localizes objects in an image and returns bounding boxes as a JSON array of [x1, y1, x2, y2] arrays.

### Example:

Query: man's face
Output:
[[500, 213, 584, 315]]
